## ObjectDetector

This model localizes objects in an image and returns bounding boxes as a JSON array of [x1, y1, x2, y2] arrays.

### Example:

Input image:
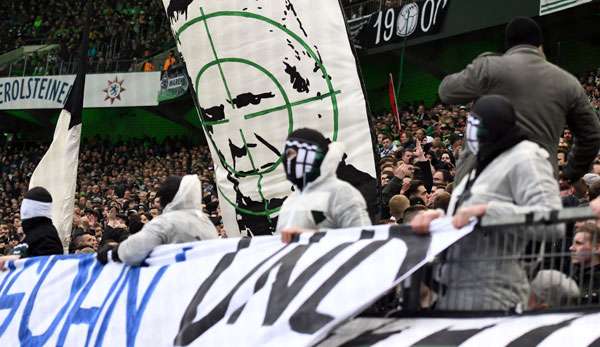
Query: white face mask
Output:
[[465, 114, 480, 155]]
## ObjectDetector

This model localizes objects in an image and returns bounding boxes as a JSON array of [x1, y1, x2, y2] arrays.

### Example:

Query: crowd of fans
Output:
[[0, 0, 176, 75], [374, 68, 600, 225], [0, 136, 223, 256], [370, 68, 600, 309], [1, 58, 600, 309]]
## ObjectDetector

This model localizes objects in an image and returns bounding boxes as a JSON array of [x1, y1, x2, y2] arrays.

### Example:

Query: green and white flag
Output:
[[540, 0, 592, 15], [162, 0, 378, 237]]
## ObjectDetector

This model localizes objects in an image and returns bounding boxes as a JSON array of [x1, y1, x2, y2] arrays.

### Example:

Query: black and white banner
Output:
[[357, 0, 450, 49], [320, 312, 600, 346], [0, 219, 472, 346], [162, 0, 378, 237], [539, 0, 592, 16]]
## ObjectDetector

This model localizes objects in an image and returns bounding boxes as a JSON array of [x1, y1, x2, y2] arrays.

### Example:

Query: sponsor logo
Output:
[[103, 77, 126, 104]]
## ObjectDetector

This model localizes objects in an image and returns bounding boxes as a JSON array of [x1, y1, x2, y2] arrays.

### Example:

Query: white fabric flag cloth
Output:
[[28, 35, 86, 248], [28, 108, 82, 247], [162, 0, 378, 237]]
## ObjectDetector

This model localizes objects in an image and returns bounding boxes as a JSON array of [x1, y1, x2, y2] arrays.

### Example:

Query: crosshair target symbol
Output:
[[178, 8, 341, 218]]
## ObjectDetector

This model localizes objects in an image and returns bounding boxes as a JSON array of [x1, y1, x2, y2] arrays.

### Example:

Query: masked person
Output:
[[411, 95, 563, 311], [0, 187, 64, 269], [440, 17, 600, 184], [98, 175, 218, 266], [276, 128, 371, 242]]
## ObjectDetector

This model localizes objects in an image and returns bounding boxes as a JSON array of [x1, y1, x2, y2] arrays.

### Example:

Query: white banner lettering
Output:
[[0, 72, 160, 109]]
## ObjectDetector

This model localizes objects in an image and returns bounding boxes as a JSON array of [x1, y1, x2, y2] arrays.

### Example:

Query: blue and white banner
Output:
[[0, 72, 160, 110], [0, 220, 473, 346]]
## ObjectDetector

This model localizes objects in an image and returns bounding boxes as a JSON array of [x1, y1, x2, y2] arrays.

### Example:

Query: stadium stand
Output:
[[0, 0, 175, 76]]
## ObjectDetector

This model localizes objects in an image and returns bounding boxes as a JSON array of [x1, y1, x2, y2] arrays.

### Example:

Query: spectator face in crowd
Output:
[[570, 224, 600, 268], [381, 173, 392, 186], [563, 129, 573, 143], [406, 181, 428, 206], [381, 136, 393, 150], [73, 232, 98, 252], [0, 224, 8, 237], [433, 171, 446, 186], [399, 132, 410, 146], [593, 160, 600, 175], [440, 153, 452, 164], [401, 150, 414, 165], [557, 151, 567, 167]]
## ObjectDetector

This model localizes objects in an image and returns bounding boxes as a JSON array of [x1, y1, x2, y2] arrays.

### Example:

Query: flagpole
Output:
[[389, 73, 401, 133]]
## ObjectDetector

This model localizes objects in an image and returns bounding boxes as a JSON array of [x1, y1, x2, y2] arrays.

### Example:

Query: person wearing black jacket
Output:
[[0, 187, 63, 268], [18, 187, 63, 256], [569, 223, 600, 304]]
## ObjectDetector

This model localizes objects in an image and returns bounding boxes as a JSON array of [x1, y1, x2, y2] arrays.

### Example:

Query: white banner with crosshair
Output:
[[161, 0, 378, 237]]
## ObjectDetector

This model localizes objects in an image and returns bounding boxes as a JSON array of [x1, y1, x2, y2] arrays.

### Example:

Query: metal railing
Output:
[[370, 207, 600, 316], [0, 56, 141, 77]]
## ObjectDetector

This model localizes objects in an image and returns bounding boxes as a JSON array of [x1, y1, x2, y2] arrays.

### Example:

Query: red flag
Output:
[[388, 73, 401, 132]]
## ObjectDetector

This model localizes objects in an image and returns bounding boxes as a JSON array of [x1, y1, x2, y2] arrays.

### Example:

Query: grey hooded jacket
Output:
[[439, 45, 600, 183], [438, 140, 563, 311], [118, 175, 218, 265], [275, 142, 371, 232]]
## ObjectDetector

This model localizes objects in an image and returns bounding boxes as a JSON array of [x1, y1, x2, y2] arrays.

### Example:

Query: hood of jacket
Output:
[[301, 141, 344, 191], [163, 174, 204, 213]]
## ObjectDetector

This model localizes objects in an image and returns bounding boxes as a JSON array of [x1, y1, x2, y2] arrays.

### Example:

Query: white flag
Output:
[[161, 0, 379, 237], [28, 37, 87, 249]]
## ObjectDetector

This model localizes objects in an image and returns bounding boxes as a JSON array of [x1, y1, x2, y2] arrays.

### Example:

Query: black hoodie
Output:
[[21, 217, 63, 256]]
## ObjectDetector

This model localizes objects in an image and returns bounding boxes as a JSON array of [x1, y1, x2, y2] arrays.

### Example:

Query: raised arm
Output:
[[438, 54, 492, 105]]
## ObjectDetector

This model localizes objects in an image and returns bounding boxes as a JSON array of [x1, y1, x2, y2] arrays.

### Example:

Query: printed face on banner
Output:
[[164, 0, 376, 237]]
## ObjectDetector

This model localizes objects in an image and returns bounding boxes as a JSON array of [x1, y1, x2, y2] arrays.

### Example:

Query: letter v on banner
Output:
[[28, 0, 89, 250]]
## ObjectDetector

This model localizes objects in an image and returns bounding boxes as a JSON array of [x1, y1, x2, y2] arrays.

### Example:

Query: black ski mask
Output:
[[283, 128, 329, 191], [470, 95, 530, 176], [157, 176, 182, 209]]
